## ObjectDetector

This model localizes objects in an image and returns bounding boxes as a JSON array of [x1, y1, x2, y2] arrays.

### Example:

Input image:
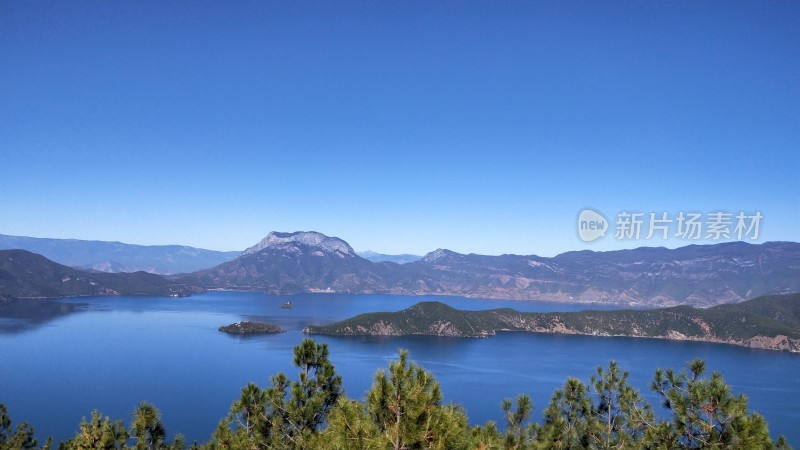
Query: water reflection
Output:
[[0, 299, 88, 333]]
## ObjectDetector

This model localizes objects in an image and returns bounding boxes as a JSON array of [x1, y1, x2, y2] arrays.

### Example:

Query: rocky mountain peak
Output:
[[242, 231, 356, 257], [421, 248, 458, 263]]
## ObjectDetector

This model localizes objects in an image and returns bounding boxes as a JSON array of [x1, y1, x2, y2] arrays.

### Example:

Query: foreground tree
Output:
[[0, 403, 50, 450], [58, 411, 127, 450], [312, 398, 385, 450], [468, 421, 504, 450], [4, 349, 795, 450], [131, 403, 168, 450], [649, 359, 788, 449], [538, 377, 597, 449], [209, 338, 342, 450], [502, 394, 535, 450], [366, 349, 469, 450], [285, 338, 343, 443], [58, 404, 183, 450], [588, 361, 654, 449]]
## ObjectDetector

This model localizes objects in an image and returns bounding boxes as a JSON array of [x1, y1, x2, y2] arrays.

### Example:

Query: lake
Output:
[[1, 291, 798, 446]]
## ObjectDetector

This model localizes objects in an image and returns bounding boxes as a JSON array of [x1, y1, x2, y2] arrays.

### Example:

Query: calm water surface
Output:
[[1, 292, 798, 445]]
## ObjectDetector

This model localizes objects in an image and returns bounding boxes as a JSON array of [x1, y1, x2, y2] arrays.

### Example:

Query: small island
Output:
[[219, 321, 284, 335]]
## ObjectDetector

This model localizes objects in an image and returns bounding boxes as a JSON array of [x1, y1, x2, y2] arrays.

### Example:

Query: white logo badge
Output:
[[578, 209, 608, 242]]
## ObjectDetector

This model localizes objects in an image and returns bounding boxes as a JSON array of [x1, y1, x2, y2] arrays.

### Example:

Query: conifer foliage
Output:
[[2, 339, 793, 450]]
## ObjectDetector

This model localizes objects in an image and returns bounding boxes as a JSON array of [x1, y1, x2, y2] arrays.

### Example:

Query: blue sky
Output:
[[1, 1, 798, 256]]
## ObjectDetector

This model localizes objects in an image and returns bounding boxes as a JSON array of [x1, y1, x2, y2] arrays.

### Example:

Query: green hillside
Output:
[[306, 293, 800, 352], [0, 249, 201, 299]]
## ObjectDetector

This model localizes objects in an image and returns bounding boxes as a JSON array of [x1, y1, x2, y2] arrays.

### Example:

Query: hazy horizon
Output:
[[2, 229, 797, 259]]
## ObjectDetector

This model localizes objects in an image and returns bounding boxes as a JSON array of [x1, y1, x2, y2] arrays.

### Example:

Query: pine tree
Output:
[[314, 398, 385, 450], [208, 338, 342, 450], [538, 377, 597, 449], [588, 361, 654, 449], [284, 338, 343, 445], [0, 403, 50, 450], [58, 411, 127, 450], [649, 359, 787, 449], [366, 349, 468, 450], [502, 394, 535, 450], [468, 421, 503, 450], [232, 382, 269, 445], [130, 403, 184, 450], [131, 403, 166, 450]]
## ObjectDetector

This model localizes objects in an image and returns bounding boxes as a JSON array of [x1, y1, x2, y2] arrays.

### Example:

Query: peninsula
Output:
[[305, 293, 800, 353]]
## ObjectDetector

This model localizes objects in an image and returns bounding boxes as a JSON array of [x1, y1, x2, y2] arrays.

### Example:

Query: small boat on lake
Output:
[[280, 301, 293, 309]]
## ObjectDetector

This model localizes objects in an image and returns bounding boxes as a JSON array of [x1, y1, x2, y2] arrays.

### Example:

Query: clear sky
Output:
[[1, 1, 798, 256]]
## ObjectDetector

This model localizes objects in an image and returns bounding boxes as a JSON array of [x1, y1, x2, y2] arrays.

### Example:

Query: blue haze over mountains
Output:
[[0, 234, 240, 274], [2, 231, 799, 308], [185, 232, 800, 307], [0, 233, 421, 274]]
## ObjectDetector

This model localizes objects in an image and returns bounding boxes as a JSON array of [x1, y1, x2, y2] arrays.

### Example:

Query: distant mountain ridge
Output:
[[407, 241, 800, 306], [3, 230, 799, 308], [0, 234, 240, 274], [0, 250, 202, 300], [178, 231, 800, 307], [305, 293, 800, 352], [357, 251, 421, 264]]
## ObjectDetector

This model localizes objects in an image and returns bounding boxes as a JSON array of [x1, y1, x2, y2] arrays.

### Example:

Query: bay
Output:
[[0, 291, 797, 446]]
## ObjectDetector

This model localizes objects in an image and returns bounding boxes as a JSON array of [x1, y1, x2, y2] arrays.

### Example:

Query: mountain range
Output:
[[0, 249, 201, 300], [2, 230, 799, 307], [0, 234, 239, 274], [357, 251, 421, 264], [178, 231, 800, 307], [0, 234, 422, 274]]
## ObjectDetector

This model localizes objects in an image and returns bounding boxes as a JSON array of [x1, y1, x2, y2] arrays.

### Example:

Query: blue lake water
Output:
[[1, 291, 798, 446]]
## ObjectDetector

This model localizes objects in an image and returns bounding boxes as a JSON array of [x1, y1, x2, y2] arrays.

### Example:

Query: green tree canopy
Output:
[[4, 348, 795, 450], [209, 338, 342, 450], [0, 403, 49, 450], [366, 349, 469, 450]]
